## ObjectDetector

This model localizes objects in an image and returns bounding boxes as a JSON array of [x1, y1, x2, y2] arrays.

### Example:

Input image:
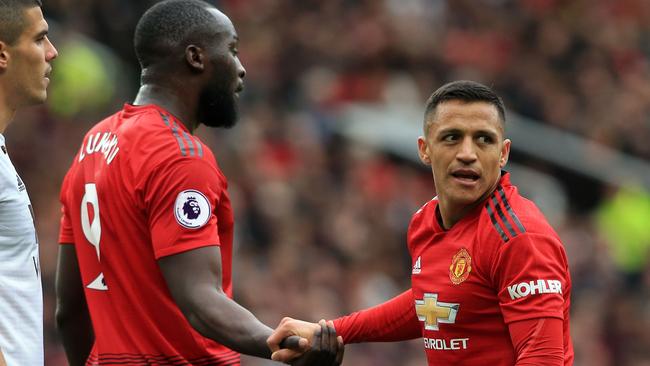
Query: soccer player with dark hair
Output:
[[0, 0, 57, 365], [54, 1, 342, 365], [269, 80, 574, 365]]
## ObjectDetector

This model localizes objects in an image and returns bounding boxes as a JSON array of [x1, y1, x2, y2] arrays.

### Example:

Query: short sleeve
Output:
[[145, 157, 224, 259], [493, 233, 569, 324], [58, 171, 75, 245]]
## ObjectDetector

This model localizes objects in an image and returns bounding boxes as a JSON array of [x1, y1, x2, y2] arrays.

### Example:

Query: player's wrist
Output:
[[256, 327, 275, 359]]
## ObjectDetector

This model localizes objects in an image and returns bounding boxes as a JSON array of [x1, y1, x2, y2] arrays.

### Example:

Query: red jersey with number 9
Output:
[[58, 104, 240, 365]]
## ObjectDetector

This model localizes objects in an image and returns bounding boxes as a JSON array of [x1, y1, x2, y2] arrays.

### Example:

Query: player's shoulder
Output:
[[146, 108, 207, 159], [479, 181, 558, 246], [119, 104, 214, 163], [407, 197, 438, 253], [412, 196, 438, 224], [71, 104, 217, 176]]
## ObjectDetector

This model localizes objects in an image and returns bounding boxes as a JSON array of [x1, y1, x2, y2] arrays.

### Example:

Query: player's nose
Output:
[[456, 137, 477, 163], [236, 57, 246, 80], [46, 37, 58, 61]]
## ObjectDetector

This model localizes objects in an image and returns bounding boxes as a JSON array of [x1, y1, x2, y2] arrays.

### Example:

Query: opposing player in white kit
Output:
[[0, 0, 58, 365]]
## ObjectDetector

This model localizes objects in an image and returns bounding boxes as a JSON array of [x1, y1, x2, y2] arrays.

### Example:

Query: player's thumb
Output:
[[271, 348, 302, 363]]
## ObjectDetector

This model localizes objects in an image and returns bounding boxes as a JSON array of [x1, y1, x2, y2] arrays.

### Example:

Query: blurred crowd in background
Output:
[[7, 0, 650, 364]]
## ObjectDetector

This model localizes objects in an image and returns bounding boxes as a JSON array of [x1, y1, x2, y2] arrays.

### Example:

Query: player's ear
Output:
[[185, 44, 204, 72], [499, 138, 511, 168], [418, 136, 431, 166], [0, 41, 9, 71]]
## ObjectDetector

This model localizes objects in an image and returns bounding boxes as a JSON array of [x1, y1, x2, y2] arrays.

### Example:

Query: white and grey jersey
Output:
[[0, 134, 43, 366]]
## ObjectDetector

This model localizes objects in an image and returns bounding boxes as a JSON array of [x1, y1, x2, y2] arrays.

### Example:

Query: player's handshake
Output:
[[268, 318, 344, 365]]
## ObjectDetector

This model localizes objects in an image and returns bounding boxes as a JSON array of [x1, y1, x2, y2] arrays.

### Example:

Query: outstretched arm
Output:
[[268, 289, 421, 363], [160, 246, 343, 364], [159, 245, 293, 358], [333, 288, 421, 343], [55, 244, 94, 366]]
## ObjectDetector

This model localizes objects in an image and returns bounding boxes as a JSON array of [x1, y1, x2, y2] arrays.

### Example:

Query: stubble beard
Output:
[[198, 84, 239, 129]]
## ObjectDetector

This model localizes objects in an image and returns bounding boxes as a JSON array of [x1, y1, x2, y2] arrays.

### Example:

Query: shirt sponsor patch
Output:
[[174, 189, 211, 229], [415, 293, 459, 331], [507, 279, 562, 300], [424, 337, 469, 350]]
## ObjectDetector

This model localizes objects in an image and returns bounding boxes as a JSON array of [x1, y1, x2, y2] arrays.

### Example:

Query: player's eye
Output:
[[442, 134, 459, 142], [35, 32, 48, 44], [477, 135, 494, 144]]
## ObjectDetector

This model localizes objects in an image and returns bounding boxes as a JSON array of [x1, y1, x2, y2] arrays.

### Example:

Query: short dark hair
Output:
[[0, 0, 42, 45], [134, 0, 221, 69], [424, 80, 506, 131]]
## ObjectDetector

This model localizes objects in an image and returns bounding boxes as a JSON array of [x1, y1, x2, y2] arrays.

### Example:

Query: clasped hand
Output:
[[267, 318, 344, 365]]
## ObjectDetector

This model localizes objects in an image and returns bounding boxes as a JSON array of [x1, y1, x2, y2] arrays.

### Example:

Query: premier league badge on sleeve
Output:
[[174, 189, 211, 229]]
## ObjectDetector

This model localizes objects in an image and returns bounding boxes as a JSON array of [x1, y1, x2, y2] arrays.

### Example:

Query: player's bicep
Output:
[[494, 233, 569, 323], [158, 246, 224, 315], [145, 158, 223, 258]]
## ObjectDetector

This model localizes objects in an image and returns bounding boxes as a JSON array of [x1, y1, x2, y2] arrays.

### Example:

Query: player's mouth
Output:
[[44, 67, 52, 84], [234, 83, 244, 97], [450, 168, 480, 186]]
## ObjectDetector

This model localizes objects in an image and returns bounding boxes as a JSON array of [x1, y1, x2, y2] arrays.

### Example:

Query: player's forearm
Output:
[[55, 306, 94, 366], [183, 286, 272, 358], [333, 289, 421, 343]]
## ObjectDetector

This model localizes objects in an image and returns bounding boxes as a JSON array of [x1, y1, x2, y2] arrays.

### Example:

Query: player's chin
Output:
[[449, 187, 484, 205], [27, 90, 48, 105]]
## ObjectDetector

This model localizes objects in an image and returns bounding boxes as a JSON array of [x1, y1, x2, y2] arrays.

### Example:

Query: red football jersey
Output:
[[59, 104, 240, 365], [408, 173, 573, 365]]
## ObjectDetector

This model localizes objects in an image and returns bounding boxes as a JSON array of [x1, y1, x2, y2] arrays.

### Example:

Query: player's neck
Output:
[[0, 96, 16, 134], [437, 184, 499, 229], [437, 199, 481, 230], [134, 84, 198, 133]]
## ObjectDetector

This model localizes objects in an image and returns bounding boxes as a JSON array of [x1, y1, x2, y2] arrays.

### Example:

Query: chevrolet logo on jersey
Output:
[[415, 293, 459, 331]]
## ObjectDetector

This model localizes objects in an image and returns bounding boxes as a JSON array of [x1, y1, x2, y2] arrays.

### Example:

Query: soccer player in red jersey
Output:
[[54, 1, 342, 365], [268, 81, 574, 365]]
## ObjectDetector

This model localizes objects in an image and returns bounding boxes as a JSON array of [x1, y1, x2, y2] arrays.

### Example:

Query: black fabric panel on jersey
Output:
[[491, 195, 518, 238], [497, 186, 526, 233], [160, 112, 189, 156], [486, 200, 510, 242]]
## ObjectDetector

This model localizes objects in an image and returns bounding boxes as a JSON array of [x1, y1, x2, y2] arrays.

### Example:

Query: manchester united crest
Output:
[[449, 248, 472, 285]]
